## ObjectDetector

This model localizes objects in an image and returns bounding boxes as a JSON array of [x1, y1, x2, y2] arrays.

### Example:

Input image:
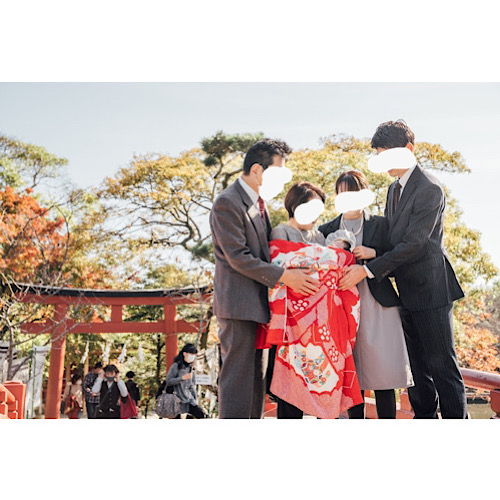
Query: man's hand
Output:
[[352, 245, 376, 260], [338, 265, 367, 290], [281, 268, 320, 296]]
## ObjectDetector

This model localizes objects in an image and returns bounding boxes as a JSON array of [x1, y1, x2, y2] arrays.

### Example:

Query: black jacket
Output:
[[366, 165, 464, 311], [318, 212, 400, 308], [125, 380, 140, 404]]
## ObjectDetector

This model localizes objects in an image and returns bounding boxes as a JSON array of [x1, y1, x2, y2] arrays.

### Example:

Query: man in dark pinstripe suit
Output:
[[339, 120, 468, 419]]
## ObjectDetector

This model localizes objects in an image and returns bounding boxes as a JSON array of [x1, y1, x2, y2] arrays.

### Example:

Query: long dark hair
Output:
[[173, 343, 197, 368]]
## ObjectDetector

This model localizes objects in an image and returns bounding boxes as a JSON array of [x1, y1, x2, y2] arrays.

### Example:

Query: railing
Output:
[[0, 381, 26, 419], [263, 367, 500, 419]]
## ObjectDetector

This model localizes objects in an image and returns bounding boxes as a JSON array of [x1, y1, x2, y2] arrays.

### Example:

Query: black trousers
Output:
[[347, 389, 396, 419], [175, 404, 206, 419], [399, 304, 467, 419]]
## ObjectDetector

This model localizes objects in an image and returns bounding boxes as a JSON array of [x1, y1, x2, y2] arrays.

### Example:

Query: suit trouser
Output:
[[399, 303, 467, 419], [217, 318, 268, 419]]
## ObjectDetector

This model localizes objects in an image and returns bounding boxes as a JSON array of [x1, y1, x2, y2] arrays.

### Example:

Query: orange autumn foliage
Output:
[[0, 186, 67, 283], [455, 296, 500, 373]]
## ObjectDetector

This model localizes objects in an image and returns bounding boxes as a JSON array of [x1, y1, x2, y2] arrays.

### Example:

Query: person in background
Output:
[[92, 364, 128, 419], [62, 373, 84, 419], [125, 371, 141, 408], [164, 343, 206, 419], [83, 361, 103, 419]]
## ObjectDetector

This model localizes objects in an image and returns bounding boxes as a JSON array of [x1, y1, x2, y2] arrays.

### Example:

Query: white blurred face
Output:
[[376, 144, 414, 177], [293, 193, 322, 231], [252, 155, 285, 187], [336, 182, 363, 218]]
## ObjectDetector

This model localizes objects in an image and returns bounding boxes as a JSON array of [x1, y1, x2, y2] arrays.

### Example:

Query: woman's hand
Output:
[[182, 373, 193, 380], [352, 245, 376, 260]]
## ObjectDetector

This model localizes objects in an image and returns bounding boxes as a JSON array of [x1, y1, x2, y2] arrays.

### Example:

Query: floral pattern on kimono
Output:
[[257, 239, 363, 419]]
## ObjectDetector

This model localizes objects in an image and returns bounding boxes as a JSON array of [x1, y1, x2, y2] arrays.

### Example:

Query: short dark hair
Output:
[[371, 120, 415, 150], [94, 362, 103, 369], [242, 138, 292, 174], [104, 364, 118, 374], [284, 182, 326, 219], [335, 170, 369, 194], [71, 373, 82, 384], [126, 371, 135, 378]]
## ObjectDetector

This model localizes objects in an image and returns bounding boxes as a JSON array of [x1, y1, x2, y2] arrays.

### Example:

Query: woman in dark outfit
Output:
[[319, 170, 413, 418], [125, 371, 140, 405]]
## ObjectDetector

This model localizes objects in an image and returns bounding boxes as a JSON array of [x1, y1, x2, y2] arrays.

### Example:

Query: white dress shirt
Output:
[[91, 376, 128, 397], [238, 176, 259, 206], [397, 164, 416, 195]]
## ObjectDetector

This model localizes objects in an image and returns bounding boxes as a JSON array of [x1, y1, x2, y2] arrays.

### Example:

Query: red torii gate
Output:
[[16, 284, 211, 419]]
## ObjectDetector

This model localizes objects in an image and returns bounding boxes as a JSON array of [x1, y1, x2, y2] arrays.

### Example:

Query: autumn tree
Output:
[[0, 135, 123, 382], [0, 185, 70, 378]]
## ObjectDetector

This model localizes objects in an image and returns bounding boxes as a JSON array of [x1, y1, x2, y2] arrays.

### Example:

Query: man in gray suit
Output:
[[339, 121, 467, 419], [209, 139, 320, 419]]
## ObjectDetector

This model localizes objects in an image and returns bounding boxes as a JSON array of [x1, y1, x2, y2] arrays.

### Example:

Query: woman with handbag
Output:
[[160, 343, 206, 419]]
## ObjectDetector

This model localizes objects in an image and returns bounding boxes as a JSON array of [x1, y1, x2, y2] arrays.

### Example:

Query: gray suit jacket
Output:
[[209, 180, 284, 324], [366, 165, 464, 311]]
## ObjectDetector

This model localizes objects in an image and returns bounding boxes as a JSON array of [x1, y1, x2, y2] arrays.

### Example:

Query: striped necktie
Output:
[[392, 180, 402, 215], [257, 196, 266, 220]]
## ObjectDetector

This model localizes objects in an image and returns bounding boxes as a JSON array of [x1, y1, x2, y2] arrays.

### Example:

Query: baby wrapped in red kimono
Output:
[[256, 239, 363, 419]]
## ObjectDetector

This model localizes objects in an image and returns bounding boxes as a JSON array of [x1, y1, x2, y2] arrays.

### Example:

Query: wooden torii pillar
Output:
[[17, 284, 211, 419], [45, 304, 68, 419]]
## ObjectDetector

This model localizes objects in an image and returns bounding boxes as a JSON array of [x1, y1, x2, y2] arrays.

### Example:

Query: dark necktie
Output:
[[392, 180, 402, 215], [257, 196, 266, 220]]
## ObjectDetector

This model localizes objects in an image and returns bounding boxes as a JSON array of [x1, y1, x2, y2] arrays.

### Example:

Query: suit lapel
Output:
[[233, 181, 270, 259], [389, 165, 422, 229], [362, 211, 376, 245]]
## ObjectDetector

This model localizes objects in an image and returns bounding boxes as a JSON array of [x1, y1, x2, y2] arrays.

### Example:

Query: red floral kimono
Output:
[[256, 240, 363, 419]]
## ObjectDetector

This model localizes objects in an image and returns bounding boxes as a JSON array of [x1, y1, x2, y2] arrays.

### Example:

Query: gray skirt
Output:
[[354, 279, 414, 390]]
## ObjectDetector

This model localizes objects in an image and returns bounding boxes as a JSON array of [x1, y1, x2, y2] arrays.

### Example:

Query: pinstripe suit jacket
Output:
[[209, 180, 284, 324], [366, 165, 464, 311]]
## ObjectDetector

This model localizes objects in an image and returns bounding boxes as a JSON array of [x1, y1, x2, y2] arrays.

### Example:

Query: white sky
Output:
[[1, 82, 499, 271]]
